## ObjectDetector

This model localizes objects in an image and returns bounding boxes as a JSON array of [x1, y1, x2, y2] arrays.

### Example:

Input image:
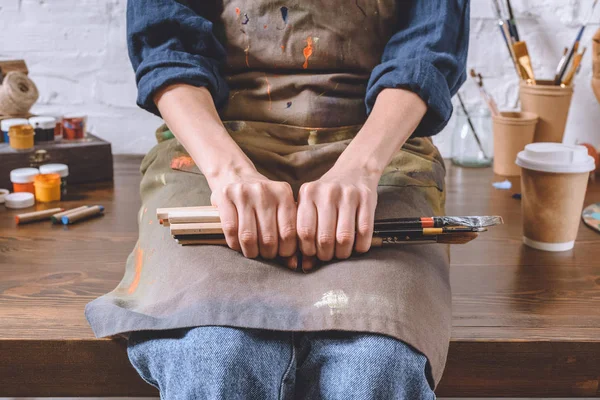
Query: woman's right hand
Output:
[[209, 170, 298, 267]]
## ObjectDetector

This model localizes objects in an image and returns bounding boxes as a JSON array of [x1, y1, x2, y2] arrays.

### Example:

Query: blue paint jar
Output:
[[1, 118, 29, 144]]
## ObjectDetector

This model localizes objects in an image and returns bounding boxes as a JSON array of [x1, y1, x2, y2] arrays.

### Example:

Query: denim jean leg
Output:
[[127, 326, 295, 400], [294, 331, 436, 400]]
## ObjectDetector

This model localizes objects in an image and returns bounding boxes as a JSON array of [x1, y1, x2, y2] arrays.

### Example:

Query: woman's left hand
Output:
[[296, 166, 379, 271]]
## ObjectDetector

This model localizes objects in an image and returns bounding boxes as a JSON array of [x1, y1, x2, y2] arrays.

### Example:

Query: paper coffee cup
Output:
[[519, 81, 573, 143], [492, 111, 538, 176], [516, 143, 595, 251]]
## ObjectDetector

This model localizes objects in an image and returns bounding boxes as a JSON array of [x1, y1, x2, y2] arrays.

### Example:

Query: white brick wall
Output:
[[1, 0, 599, 156]]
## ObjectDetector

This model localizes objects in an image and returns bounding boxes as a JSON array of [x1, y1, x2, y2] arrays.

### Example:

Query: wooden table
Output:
[[1, 156, 599, 397]]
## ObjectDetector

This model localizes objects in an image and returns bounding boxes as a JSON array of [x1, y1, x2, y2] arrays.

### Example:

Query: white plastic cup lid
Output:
[[0, 188, 9, 204], [4, 192, 35, 209], [29, 116, 57, 130], [1, 118, 29, 132], [516, 143, 596, 174], [39, 163, 69, 177], [10, 168, 40, 183]]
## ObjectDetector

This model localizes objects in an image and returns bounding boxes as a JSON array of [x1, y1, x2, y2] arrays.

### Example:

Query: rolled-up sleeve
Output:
[[366, 0, 470, 137], [127, 0, 229, 116]]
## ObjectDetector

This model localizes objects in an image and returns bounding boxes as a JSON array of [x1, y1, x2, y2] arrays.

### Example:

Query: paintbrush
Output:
[[491, 0, 522, 78], [174, 232, 480, 247], [512, 41, 536, 83], [469, 69, 500, 116], [505, 0, 520, 41], [501, 22, 523, 79], [374, 215, 504, 229], [555, 0, 599, 84], [561, 47, 587, 86], [456, 93, 490, 160], [553, 47, 570, 83]]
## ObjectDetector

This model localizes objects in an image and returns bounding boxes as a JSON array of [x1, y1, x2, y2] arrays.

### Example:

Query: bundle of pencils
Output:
[[491, 0, 596, 86], [156, 206, 503, 248]]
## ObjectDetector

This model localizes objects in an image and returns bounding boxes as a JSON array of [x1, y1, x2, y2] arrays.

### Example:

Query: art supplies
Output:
[[0, 188, 9, 204], [505, 0, 520, 41], [0, 71, 39, 115], [470, 69, 500, 116], [8, 124, 34, 151], [516, 143, 595, 251], [29, 116, 56, 143], [582, 203, 600, 233], [61, 205, 104, 225], [157, 206, 502, 249], [10, 167, 39, 194], [51, 205, 90, 224], [512, 41, 536, 83], [62, 114, 86, 140], [561, 47, 587, 87], [4, 192, 35, 209], [1, 118, 28, 143], [456, 93, 490, 160], [554, 0, 598, 85], [33, 173, 61, 202], [519, 81, 573, 143], [492, 111, 538, 176], [39, 164, 69, 196], [593, 29, 600, 102], [15, 207, 63, 225]]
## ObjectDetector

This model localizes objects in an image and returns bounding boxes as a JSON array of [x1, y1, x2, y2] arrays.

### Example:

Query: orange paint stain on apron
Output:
[[302, 36, 314, 69], [128, 247, 144, 294], [235, 7, 240, 15], [170, 155, 195, 170]]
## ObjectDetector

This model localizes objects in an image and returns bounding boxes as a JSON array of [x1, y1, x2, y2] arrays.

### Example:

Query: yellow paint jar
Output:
[[8, 124, 34, 151], [34, 173, 61, 202]]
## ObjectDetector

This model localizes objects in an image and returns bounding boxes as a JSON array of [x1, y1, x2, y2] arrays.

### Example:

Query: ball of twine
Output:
[[0, 71, 39, 115]]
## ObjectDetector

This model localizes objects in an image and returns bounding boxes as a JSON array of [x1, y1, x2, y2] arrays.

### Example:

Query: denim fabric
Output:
[[126, 0, 469, 137], [128, 326, 436, 400]]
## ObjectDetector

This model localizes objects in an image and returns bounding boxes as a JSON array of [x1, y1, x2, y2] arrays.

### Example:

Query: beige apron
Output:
[[86, 0, 452, 386]]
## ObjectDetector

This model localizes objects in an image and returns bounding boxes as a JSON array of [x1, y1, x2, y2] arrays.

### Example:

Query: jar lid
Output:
[[4, 192, 35, 209], [29, 116, 57, 130], [10, 168, 40, 183], [39, 163, 69, 177], [63, 113, 86, 119], [0, 188, 9, 204], [1, 118, 29, 131], [516, 143, 596, 174]]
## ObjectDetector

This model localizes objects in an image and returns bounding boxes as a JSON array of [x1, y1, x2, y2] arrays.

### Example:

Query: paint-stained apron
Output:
[[86, 0, 452, 386]]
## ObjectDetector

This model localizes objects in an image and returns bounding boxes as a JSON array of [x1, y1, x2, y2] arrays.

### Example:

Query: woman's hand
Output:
[[296, 166, 379, 271], [209, 169, 298, 266]]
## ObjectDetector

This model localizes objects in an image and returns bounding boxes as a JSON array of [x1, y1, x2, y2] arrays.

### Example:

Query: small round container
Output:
[[4, 192, 35, 209], [10, 167, 39, 194], [39, 163, 69, 196], [29, 116, 57, 143], [8, 124, 35, 151], [62, 114, 87, 140], [0, 188, 9, 204], [1, 118, 29, 143], [34, 173, 62, 202]]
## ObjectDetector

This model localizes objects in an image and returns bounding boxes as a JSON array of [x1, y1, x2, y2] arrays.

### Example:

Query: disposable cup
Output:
[[492, 111, 538, 176]]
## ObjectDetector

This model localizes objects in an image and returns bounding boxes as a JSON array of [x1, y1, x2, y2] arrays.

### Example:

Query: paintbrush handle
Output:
[[456, 93, 489, 160]]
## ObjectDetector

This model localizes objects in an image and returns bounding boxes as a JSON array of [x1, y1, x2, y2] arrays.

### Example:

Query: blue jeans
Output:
[[127, 327, 436, 400]]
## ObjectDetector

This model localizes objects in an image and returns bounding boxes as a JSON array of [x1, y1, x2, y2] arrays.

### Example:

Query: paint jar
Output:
[[516, 143, 595, 251], [46, 113, 64, 141], [10, 168, 39, 194], [34, 173, 62, 202], [1, 118, 29, 143], [62, 114, 86, 140], [8, 124, 35, 151], [39, 163, 69, 196], [29, 116, 57, 143], [451, 107, 493, 168]]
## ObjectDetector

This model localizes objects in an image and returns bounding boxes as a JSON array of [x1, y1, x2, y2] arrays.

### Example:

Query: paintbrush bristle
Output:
[[470, 68, 477, 78]]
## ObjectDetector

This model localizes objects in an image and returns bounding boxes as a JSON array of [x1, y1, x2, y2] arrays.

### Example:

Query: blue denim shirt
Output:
[[128, 1, 469, 137]]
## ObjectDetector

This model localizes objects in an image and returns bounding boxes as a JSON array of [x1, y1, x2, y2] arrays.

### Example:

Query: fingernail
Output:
[[287, 254, 298, 270]]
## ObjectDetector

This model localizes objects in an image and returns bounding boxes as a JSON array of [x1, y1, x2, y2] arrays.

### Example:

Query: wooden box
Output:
[[0, 134, 113, 190]]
